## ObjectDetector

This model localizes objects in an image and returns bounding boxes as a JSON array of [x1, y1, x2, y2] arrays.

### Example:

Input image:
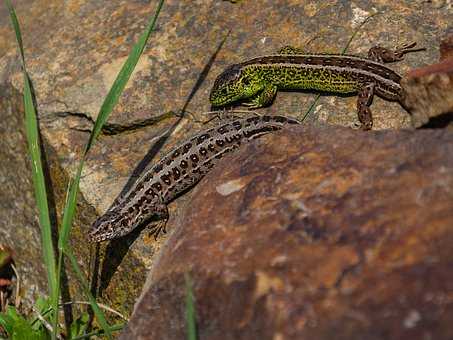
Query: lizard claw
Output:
[[148, 219, 167, 240], [394, 41, 426, 59]]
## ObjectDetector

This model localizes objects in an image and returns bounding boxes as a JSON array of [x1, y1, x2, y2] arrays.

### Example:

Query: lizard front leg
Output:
[[357, 83, 375, 130], [148, 197, 169, 240], [368, 42, 425, 63], [243, 84, 278, 109]]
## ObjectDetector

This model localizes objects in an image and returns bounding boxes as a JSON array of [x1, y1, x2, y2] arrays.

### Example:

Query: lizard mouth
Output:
[[210, 90, 246, 107], [209, 89, 232, 106], [89, 210, 123, 242], [210, 96, 233, 107], [88, 230, 110, 242], [88, 225, 128, 242]]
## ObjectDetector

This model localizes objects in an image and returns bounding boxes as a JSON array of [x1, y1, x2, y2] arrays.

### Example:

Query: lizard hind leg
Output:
[[357, 83, 376, 130]]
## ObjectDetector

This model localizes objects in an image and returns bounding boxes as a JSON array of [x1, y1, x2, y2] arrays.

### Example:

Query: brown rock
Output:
[[0, 84, 48, 308], [402, 60, 453, 128], [440, 32, 453, 61], [402, 34, 453, 128], [122, 125, 453, 340]]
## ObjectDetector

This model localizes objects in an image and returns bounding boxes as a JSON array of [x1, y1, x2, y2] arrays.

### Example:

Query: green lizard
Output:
[[209, 43, 424, 129]]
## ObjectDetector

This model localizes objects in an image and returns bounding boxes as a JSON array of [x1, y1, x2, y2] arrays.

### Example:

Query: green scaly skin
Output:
[[209, 43, 424, 129]]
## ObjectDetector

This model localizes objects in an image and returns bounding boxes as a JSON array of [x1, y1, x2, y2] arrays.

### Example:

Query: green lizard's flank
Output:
[[209, 43, 424, 129]]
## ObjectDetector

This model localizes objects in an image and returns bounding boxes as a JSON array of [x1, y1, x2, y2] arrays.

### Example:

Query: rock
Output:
[[440, 31, 453, 60], [121, 124, 453, 340], [402, 33, 453, 128], [0, 84, 48, 308]]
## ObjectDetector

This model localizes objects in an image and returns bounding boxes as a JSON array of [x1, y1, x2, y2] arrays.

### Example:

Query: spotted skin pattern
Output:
[[89, 114, 301, 242], [210, 42, 423, 129]]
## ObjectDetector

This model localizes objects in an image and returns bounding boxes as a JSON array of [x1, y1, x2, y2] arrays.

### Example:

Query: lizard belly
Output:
[[279, 78, 359, 94]]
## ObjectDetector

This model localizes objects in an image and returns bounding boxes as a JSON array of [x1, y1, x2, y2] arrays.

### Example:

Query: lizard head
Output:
[[89, 208, 131, 242], [210, 64, 264, 107], [89, 201, 153, 242]]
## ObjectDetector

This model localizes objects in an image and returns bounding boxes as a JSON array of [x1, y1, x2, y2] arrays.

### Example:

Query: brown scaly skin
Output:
[[210, 42, 424, 130], [89, 114, 301, 242]]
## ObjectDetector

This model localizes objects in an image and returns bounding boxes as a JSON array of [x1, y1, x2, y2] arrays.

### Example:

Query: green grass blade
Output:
[[299, 11, 380, 122], [4, 0, 24, 62], [71, 324, 124, 340], [341, 12, 380, 54], [64, 247, 112, 339], [185, 274, 197, 340], [58, 0, 165, 250], [51, 181, 72, 339], [4, 0, 58, 307], [53, 0, 165, 337], [299, 93, 321, 123]]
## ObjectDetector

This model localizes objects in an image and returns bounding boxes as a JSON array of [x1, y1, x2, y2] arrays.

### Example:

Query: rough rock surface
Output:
[[402, 57, 453, 128], [0, 0, 451, 315], [121, 125, 453, 340], [402, 32, 453, 128], [0, 84, 48, 308]]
